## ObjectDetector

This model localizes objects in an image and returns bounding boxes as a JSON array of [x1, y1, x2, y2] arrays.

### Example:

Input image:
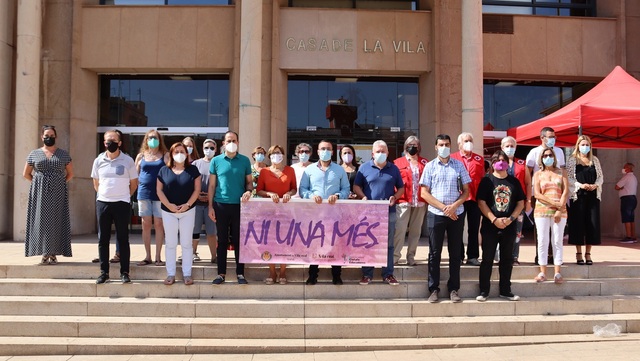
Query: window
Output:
[[482, 0, 596, 17], [289, 0, 417, 11], [99, 0, 233, 5]]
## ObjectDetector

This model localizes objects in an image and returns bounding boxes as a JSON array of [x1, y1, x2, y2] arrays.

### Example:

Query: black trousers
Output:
[[427, 211, 464, 293], [479, 222, 516, 295], [214, 202, 244, 275], [97, 201, 131, 276], [461, 200, 481, 260], [308, 265, 342, 279]]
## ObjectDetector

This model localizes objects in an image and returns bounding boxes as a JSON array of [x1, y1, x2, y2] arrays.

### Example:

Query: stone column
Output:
[[13, 0, 43, 241], [461, 0, 484, 153], [237, 0, 263, 154]]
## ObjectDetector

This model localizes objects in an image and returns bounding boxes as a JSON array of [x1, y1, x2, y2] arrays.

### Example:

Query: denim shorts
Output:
[[193, 204, 217, 238], [138, 200, 163, 218]]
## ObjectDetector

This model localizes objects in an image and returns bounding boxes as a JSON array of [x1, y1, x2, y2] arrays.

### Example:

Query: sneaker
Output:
[[96, 273, 109, 284], [476, 292, 489, 302], [193, 253, 201, 262], [237, 274, 248, 285], [383, 275, 399, 286], [619, 238, 637, 244], [499, 292, 520, 301], [450, 290, 462, 303], [359, 276, 371, 285], [427, 290, 439, 303], [466, 258, 481, 266], [121, 273, 131, 284], [212, 275, 225, 285]]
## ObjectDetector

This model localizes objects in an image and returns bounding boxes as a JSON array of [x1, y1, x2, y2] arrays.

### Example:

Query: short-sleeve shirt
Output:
[[419, 157, 471, 216], [192, 158, 212, 206], [617, 172, 638, 198], [257, 166, 297, 197], [477, 173, 525, 229], [526, 145, 566, 172], [209, 152, 252, 204], [157, 165, 201, 213], [91, 151, 138, 203], [354, 160, 404, 213]]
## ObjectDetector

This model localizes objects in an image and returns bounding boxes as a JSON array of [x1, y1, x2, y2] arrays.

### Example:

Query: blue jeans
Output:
[[362, 212, 396, 279]]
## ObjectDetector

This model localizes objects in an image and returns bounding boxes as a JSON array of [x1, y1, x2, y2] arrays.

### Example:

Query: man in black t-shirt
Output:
[[476, 150, 525, 302]]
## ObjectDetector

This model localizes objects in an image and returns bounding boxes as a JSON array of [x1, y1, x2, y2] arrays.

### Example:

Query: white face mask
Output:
[[437, 146, 450, 158], [622, 169, 628, 175], [203, 149, 215, 159], [173, 153, 187, 164], [225, 142, 238, 153], [462, 141, 473, 152], [270, 154, 283, 164], [342, 153, 353, 164]]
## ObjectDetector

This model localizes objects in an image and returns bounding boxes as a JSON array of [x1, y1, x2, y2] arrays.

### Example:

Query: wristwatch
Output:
[[509, 215, 516, 222]]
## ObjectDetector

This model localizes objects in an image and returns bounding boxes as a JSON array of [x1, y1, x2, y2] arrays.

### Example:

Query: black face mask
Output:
[[406, 145, 419, 156], [106, 141, 119, 153], [43, 137, 56, 147]]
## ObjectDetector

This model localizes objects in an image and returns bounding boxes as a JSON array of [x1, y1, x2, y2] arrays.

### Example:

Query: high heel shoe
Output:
[[576, 252, 585, 265], [585, 252, 593, 265]]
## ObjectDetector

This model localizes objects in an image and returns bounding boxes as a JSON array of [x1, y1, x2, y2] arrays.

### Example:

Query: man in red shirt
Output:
[[450, 132, 485, 266]]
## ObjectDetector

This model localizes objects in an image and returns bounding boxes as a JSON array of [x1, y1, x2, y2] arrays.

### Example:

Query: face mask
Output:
[[342, 153, 353, 164], [254, 153, 265, 163], [437, 146, 450, 158], [462, 142, 473, 152], [493, 160, 508, 171], [579, 145, 590, 155], [43, 137, 56, 147], [173, 153, 187, 164], [545, 137, 556, 148], [186, 146, 193, 155], [406, 145, 418, 156], [298, 153, 310, 163], [543, 156, 555, 167], [270, 154, 283, 164], [622, 169, 627, 175], [319, 149, 332, 162], [225, 142, 238, 153], [373, 152, 387, 164], [503, 147, 516, 157], [147, 138, 159, 148], [106, 141, 119, 153], [203, 149, 215, 158]]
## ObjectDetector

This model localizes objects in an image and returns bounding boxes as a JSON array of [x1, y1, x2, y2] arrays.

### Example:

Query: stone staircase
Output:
[[0, 260, 639, 356]]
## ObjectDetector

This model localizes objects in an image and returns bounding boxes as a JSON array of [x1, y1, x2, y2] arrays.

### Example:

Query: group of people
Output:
[[21, 125, 638, 301]]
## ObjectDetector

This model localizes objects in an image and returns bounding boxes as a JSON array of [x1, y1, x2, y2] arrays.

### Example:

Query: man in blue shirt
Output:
[[353, 140, 404, 285], [208, 131, 253, 285], [299, 140, 351, 285], [420, 134, 471, 303]]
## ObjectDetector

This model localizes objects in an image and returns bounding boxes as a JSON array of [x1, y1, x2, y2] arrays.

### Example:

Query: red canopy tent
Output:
[[507, 66, 640, 148]]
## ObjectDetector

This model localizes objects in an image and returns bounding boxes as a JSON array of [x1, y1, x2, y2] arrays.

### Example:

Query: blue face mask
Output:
[[579, 145, 590, 155], [437, 146, 450, 158], [543, 156, 555, 167], [254, 153, 265, 163], [298, 153, 310, 163], [147, 138, 159, 149], [373, 152, 387, 164], [319, 149, 332, 162], [503, 147, 516, 157], [545, 137, 556, 148]]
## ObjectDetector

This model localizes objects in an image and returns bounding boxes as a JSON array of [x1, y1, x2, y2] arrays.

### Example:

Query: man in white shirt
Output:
[[91, 130, 138, 284], [616, 163, 638, 243]]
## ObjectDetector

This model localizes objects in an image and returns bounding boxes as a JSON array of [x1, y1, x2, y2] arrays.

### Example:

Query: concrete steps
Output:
[[0, 261, 639, 355]]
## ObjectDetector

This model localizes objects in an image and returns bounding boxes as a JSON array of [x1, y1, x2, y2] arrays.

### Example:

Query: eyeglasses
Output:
[[204, 147, 215, 150], [542, 154, 554, 158], [299, 150, 310, 154]]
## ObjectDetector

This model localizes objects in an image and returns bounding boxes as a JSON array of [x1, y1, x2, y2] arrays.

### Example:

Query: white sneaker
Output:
[[476, 292, 488, 302], [499, 293, 520, 301]]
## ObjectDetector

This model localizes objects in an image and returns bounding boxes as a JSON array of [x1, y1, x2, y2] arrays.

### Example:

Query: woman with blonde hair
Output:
[[566, 135, 602, 265], [182, 137, 200, 163], [251, 146, 267, 196], [533, 147, 568, 284], [135, 129, 169, 266]]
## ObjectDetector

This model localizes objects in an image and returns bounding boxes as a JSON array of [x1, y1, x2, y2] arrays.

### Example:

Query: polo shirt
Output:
[[91, 151, 138, 203], [299, 161, 350, 200], [419, 157, 471, 216], [354, 160, 404, 213], [209, 152, 252, 204]]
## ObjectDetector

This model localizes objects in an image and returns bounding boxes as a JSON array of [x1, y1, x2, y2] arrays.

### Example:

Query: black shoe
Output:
[[121, 273, 131, 284], [332, 276, 343, 285], [96, 273, 109, 284], [306, 276, 317, 285]]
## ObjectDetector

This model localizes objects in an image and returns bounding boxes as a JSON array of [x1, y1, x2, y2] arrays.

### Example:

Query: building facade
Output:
[[1, 0, 639, 240]]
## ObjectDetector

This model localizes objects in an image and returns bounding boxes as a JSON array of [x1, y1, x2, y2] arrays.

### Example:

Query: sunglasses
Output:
[[299, 150, 310, 154], [204, 147, 216, 150], [542, 154, 554, 158]]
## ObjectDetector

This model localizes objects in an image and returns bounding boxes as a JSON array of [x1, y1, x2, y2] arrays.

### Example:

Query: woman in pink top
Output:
[[256, 144, 297, 285], [533, 147, 568, 284]]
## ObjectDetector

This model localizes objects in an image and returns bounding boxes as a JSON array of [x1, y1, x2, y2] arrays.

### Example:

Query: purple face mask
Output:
[[493, 160, 508, 171]]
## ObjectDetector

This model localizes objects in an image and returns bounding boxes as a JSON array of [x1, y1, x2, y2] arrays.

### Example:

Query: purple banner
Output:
[[239, 199, 388, 266]]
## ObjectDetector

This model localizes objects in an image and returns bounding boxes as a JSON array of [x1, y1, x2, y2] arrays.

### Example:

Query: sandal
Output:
[[137, 259, 152, 266], [576, 252, 585, 265], [554, 273, 564, 284], [163, 276, 175, 285], [49, 255, 58, 265], [184, 276, 194, 285], [265, 277, 275, 285], [279, 277, 288, 285], [155, 260, 165, 266], [109, 254, 120, 263], [40, 256, 50, 265], [534, 272, 546, 282], [585, 253, 593, 265]]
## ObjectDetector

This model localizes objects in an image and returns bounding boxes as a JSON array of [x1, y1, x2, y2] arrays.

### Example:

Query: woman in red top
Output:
[[256, 145, 297, 285]]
